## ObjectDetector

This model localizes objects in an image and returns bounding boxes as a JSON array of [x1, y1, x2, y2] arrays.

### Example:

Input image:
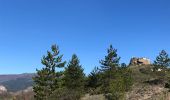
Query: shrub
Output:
[[49, 88, 84, 100]]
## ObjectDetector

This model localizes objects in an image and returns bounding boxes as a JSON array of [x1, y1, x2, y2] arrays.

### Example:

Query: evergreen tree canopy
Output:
[[64, 54, 85, 90], [121, 63, 127, 68], [154, 50, 170, 68], [109, 68, 133, 100], [87, 67, 101, 90], [99, 45, 120, 93], [33, 44, 66, 100], [100, 45, 120, 72]]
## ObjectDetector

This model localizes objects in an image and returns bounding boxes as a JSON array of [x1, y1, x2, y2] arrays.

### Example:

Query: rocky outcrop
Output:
[[130, 57, 151, 65]]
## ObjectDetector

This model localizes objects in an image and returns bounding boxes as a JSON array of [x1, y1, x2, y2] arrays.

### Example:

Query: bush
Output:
[[106, 69, 133, 100], [49, 88, 84, 100]]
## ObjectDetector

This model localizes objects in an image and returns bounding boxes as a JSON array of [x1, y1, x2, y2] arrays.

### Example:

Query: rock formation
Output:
[[130, 57, 151, 65]]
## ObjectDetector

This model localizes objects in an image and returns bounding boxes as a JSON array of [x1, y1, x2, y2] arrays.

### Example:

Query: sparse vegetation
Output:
[[1, 45, 170, 100]]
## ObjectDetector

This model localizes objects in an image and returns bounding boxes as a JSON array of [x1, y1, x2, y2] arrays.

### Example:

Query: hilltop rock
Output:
[[130, 57, 151, 65]]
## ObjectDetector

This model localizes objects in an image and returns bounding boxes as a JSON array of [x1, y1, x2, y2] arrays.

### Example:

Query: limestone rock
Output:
[[130, 57, 151, 65]]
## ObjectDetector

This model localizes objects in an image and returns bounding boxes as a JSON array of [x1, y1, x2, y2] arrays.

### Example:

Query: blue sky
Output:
[[0, 0, 169, 74]]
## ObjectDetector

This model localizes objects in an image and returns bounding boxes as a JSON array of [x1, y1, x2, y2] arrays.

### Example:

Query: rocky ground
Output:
[[81, 86, 170, 100], [126, 83, 169, 100]]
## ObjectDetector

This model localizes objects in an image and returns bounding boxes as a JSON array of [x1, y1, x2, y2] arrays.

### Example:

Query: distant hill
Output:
[[0, 73, 35, 92], [0, 73, 35, 83]]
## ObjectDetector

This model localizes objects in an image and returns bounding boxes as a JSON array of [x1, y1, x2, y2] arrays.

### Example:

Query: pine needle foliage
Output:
[[154, 50, 170, 69], [87, 67, 101, 90], [33, 44, 66, 100], [99, 45, 120, 93], [64, 54, 85, 91], [100, 45, 120, 72]]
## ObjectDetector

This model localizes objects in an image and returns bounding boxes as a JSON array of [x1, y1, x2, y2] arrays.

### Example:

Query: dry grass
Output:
[[81, 94, 105, 100]]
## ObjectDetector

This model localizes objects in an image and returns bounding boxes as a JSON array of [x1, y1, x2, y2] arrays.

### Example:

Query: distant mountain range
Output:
[[0, 73, 35, 92]]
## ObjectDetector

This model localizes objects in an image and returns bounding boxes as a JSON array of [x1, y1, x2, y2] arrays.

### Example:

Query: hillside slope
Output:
[[82, 65, 170, 100], [0, 73, 35, 83], [1, 66, 170, 100], [0, 73, 35, 92], [126, 65, 170, 100]]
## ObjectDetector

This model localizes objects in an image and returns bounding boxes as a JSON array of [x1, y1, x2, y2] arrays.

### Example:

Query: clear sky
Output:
[[0, 0, 169, 74]]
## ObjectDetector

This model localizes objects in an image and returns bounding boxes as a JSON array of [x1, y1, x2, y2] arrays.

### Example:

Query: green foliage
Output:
[[107, 68, 133, 100], [97, 45, 133, 100], [33, 44, 66, 100], [99, 45, 120, 93], [86, 67, 102, 94], [100, 45, 120, 72], [3, 44, 170, 100], [164, 70, 170, 91], [120, 63, 127, 68], [63, 54, 85, 99], [49, 88, 83, 100], [119, 68, 133, 91], [64, 54, 85, 90], [154, 50, 170, 69]]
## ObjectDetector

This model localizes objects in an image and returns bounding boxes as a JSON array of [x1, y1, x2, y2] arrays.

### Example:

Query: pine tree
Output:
[[64, 54, 85, 90], [154, 50, 170, 69], [100, 45, 120, 72], [120, 63, 127, 68], [33, 45, 66, 100], [99, 45, 120, 93], [107, 66, 133, 100], [86, 67, 101, 92]]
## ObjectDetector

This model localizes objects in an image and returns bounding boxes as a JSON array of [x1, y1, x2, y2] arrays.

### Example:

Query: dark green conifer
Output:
[[64, 54, 85, 91], [33, 45, 66, 100], [99, 45, 120, 93], [86, 67, 101, 92], [154, 50, 170, 69], [100, 45, 120, 72]]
